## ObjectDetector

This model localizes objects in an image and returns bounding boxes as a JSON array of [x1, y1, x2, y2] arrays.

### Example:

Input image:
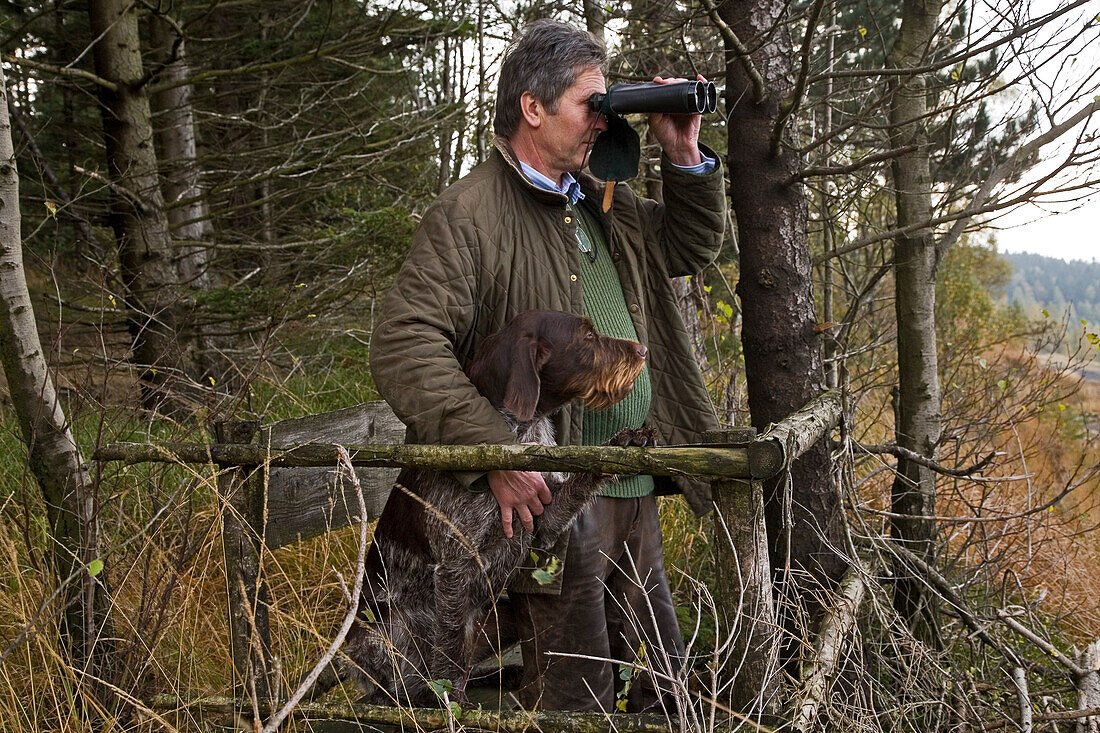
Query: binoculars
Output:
[[588, 80, 719, 116]]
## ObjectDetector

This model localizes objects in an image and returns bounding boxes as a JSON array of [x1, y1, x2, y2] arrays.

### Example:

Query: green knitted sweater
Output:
[[570, 201, 654, 498]]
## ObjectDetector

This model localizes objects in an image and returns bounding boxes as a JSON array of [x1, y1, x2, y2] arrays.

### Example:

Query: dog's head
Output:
[[467, 310, 648, 423]]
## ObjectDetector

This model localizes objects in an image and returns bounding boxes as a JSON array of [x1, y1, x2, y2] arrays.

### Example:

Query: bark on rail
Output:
[[95, 441, 755, 479], [149, 694, 671, 732], [747, 389, 844, 478]]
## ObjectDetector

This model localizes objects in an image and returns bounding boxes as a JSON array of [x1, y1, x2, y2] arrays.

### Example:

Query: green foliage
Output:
[[936, 241, 1024, 351], [529, 551, 561, 586]]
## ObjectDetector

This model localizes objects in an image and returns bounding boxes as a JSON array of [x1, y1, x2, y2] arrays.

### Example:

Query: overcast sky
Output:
[[973, 0, 1100, 264], [991, 196, 1099, 263]]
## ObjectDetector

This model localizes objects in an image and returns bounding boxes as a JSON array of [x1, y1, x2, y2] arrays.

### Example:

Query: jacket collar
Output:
[[493, 136, 605, 208]]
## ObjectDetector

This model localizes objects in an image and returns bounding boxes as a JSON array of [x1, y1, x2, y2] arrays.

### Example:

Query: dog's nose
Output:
[[636, 344, 648, 359]]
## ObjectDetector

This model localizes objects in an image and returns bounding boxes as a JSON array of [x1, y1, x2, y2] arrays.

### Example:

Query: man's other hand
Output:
[[488, 469, 553, 538], [648, 74, 705, 168]]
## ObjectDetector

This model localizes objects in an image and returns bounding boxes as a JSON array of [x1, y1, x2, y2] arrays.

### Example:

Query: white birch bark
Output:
[[887, 0, 945, 644], [0, 60, 105, 686], [150, 15, 212, 290]]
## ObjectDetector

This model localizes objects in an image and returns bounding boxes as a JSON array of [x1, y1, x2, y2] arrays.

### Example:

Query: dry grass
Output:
[[2, 310, 1098, 731]]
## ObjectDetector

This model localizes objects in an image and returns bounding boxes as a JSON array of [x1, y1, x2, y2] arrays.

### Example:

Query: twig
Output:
[[806, 0, 1094, 88], [788, 145, 918, 183], [698, 0, 768, 105], [995, 610, 1086, 678], [981, 707, 1100, 731], [0, 53, 119, 92], [771, 0, 827, 156], [855, 465, 1096, 524], [872, 541, 1021, 664], [73, 165, 147, 214], [935, 97, 1100, 258], [261, 446, 370, 733], [848, 439, 997, 477]]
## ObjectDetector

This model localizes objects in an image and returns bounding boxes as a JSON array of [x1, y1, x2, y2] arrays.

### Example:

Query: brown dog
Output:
[[339, 310, 655, 706]]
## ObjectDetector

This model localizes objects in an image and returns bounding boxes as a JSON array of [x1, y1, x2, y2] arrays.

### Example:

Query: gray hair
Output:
[[493, 19, 608, 138]]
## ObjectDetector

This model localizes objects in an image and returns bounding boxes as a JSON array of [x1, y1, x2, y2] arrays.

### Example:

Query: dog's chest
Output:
[[515, 416, 567, 487]]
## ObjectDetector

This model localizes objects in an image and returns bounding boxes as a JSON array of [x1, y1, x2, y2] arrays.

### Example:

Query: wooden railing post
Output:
[[706, 427, 780, 721], [214, 420, 273, 705]]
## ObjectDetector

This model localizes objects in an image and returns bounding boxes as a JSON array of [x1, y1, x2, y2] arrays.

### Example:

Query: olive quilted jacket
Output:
[[370, 138, 726, 515]]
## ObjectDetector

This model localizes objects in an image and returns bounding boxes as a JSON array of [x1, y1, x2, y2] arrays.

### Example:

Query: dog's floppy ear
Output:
[[504, 335, 548, 422]]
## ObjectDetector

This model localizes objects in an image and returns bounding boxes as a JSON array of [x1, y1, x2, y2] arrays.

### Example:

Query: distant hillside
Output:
[[1004, 251, 1100, 327]]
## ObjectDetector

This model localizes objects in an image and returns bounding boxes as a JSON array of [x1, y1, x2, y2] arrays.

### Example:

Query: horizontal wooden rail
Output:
[[94, 390, 844, 481], [150, 694, 673, 732], [747, 389, 844, 477], [95, 441, 758, 478]]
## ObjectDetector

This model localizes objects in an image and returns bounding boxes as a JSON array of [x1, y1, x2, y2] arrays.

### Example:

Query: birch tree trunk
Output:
[[718, 0, 847, 647], [0, 63, 113, 710], [150, 15, 211, 291], [887, 0, 944, 644], [149, 14, 235, 395], [89, 0, 196, 415]]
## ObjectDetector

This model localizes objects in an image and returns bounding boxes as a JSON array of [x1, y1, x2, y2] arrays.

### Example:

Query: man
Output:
[[369, 19, 726, 711]]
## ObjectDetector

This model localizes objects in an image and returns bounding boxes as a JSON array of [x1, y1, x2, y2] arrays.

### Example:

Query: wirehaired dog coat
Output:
[[341, 310, 655, 706]]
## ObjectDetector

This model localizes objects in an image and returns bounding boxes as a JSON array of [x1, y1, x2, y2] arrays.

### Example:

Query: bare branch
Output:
[[873, 541, 1021, 665], [807, 0, 1096, 86], [72, 165, 147, 214], [935, 97, 1100, 258], [0, 53, 119, 92], [771, 0, 827, 157], [850, 440, 997, 477], [995, 609, 1087, 677], [788, 145, 918, 184], [699, 0, 768, 105], [982, 707, 1100, 732]]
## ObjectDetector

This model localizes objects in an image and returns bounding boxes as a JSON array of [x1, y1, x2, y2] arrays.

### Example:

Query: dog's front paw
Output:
[[606, 427, 659, 448]]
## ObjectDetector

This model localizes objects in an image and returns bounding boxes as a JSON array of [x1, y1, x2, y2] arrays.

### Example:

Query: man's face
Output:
[[532, 66, 608, 177]]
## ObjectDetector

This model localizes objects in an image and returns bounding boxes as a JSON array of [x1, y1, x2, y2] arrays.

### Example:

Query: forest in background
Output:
[[1006, 251, 1100, 329], [1, 0, 1099, 731]]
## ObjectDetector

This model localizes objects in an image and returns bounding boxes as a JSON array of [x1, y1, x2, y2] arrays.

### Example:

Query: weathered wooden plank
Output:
[[260, 402, 406, 548], [213, 420, 273, 701], [262, 401, 406, 448], [260, 466, 395, 549]]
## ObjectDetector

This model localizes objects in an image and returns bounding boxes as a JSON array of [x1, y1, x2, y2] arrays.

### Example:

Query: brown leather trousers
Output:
[[512, 495, 685, 712]]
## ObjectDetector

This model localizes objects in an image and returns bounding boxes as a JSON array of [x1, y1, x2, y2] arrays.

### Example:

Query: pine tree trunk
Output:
[[718, 0, 847, 642], [887, 0, 944, 644], [582, 0, 607, 43], [89, 0, 195, 415], [0, 63, 113, 713]]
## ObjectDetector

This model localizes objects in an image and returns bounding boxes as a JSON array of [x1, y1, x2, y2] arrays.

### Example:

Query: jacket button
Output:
[[564, 216, 572, 223], [629, 304, 639, 313], [570, 274, 578, 282]]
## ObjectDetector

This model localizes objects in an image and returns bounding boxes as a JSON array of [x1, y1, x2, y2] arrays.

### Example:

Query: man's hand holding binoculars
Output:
[[647, 75, 707, 168]]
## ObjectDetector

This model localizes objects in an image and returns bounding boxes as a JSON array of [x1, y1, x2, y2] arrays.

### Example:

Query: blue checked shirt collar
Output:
[[518, 161, 585, 205]]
